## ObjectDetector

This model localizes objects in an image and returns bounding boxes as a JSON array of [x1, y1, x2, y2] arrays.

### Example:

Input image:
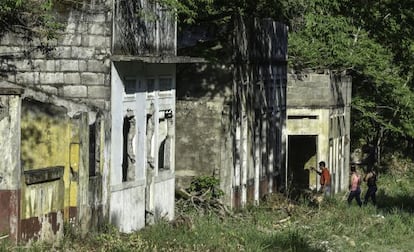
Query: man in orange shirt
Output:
[[312, 161, 331, 196]]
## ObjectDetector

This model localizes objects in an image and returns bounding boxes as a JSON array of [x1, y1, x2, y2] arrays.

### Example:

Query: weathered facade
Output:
[[286, 71, 352, 194], [176, 18, 288, 208], [0, 0, 111, 242], [0, 0, 186, 243], [109, 0, 203, 232], [0, 84, 23, 242], [176, 23, 352, 206], [0, 82, 98, 242]]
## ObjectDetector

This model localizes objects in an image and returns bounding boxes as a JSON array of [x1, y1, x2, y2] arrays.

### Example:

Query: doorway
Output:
[[287, 135, 317, 197]]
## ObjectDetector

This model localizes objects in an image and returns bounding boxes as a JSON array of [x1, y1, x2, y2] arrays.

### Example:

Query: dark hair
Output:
[[319, 161, 325, 167], [351, 165, 356, 172]]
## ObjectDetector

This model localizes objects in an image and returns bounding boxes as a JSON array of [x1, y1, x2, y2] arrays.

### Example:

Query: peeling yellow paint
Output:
[[21, 115, 70, 170], [69, 143, 79, 207], [20, 103, 82, 223]]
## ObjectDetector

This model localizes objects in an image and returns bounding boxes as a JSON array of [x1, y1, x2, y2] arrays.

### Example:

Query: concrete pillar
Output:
[[0, 83, 23, 243]]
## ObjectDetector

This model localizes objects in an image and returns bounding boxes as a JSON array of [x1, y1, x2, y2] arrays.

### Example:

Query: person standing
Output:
[[347, 165, 362, 207], [363, 168, 377, 205], [311, 161, 331, 196]]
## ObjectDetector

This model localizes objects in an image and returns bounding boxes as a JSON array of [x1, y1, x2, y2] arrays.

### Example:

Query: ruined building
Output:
[[0, 0, 352, 245], [286, 71, 352, 195], [175, 22, 352, 205], [176, 18, 288, 208], [0, 0, 200, 243]]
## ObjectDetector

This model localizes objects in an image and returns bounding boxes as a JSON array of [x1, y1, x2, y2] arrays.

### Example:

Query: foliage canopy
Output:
[[3, 0, 414, 160], [170, 0, 414, 159], [0, 0, 63, 40]]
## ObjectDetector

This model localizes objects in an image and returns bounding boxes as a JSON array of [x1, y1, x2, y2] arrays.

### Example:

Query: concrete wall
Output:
[[175, 63, 234, 205], [0, 86, 23, 242], [110, 184, 146, 232], [20, 98, 91, 242], [111, 61, 176, 231], [0, 82, 104, 243], [0, 0, 112, 242], [175, 58, 288, 208], [0, 0, 181, 243], [154, 173, 175, 220]]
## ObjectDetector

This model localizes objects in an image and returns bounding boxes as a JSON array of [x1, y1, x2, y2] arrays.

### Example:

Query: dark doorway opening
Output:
[[287, 135, 317, 198]]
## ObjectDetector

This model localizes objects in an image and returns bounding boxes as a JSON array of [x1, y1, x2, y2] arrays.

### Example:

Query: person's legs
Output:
[[324, 185, 331, 197], [347, 191, 355, 205], [355, 189, 362, 207], [371, 186, 377, 205], [364, 187, 373, 205]]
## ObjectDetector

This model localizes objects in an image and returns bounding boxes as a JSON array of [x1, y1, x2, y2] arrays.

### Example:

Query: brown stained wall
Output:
[[0, 90, 23, 242], [247, 183, 255, 204], [20, 211, 63, 241], [19, 99, 87, 242], [259, 178, 269, 198], [0, 191, 10, 232], [20, 176, 65, 242], [0, 190, 20, 241], [233, 187, 241, 209]]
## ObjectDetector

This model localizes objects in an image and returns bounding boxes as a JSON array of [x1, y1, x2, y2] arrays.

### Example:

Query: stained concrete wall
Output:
[[111, 61, 176, 231], [175, 63, 234, 206], [154, 173, 175, 219], [0, 85, 23, 242], [0, 0, 181, 241], [0, 0, 112, 242], [20, 98, 91, 242]]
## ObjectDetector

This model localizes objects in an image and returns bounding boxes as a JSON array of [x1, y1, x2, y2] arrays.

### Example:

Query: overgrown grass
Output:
[[2, 172, 414, 251]]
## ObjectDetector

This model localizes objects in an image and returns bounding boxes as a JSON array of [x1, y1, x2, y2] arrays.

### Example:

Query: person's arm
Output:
[[348, 173, 354, 190], [364, 172, 372, 182], [311, 167, 322, 176]]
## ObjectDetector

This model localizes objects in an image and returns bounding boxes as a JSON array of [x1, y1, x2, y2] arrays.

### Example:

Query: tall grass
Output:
[[3, 172, 414, 251]]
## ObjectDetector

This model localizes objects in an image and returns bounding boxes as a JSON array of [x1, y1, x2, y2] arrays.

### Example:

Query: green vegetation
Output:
[[1, 1, 414, 250], [2, 0, 414, 165], [173, 0, 414, 164], [0, 0, 64, 40], [2, 169, 413, 252]]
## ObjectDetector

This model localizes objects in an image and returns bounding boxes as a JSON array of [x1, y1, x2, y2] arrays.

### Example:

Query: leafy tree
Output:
[[173, 0, 414, 164], [3, 0, 414, 164], [0, 0, 62, 40]]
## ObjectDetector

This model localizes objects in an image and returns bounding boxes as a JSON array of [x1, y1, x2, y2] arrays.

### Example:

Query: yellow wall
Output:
[[20, 101, 81, 222]]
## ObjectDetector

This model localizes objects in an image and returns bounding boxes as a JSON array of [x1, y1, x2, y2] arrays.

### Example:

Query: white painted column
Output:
[[241, 110, 248, 207], [254, 121, 260, 205]]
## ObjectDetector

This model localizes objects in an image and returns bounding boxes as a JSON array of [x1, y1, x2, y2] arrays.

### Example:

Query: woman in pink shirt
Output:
[[347, 165, 362, 207]]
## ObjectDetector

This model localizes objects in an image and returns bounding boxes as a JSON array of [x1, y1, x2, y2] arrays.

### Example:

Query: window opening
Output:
[[122, 109, 136, 182], [89, 122, 96, 177]]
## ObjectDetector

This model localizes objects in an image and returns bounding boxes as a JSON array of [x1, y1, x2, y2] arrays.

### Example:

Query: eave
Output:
[[111, 55, 206, 64]]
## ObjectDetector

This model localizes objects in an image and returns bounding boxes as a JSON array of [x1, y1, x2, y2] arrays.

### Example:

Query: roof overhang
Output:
[[111, 55, 206, 64], [0, 81, 24, 95]]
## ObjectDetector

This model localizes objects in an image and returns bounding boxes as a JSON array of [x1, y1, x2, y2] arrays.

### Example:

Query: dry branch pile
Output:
[[175, 187, 232, 217]]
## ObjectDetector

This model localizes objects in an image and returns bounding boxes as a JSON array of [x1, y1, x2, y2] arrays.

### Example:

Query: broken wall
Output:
[[19, 95, 93, 242], [0, 0, 112, 242]]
